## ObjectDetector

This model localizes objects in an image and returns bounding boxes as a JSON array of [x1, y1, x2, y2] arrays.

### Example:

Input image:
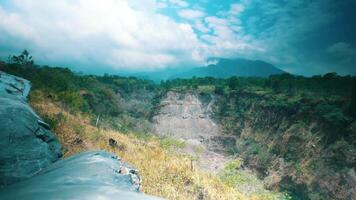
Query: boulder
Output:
[[0, 151, 161, 200], [0, 71, 62, 186]]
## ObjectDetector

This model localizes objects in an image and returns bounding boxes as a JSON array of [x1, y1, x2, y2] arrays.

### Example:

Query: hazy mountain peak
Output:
[[134, 58, 286, 81]]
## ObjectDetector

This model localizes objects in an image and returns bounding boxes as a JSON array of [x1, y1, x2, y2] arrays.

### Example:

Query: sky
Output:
[[0, 0, 355, 76]]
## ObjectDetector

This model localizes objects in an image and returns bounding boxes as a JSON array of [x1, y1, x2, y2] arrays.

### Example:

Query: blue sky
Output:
[[0, 0, 355, 75]]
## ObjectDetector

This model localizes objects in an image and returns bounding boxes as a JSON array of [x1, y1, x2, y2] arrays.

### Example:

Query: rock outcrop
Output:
[[0, 151, 159, 200], [0, 71, 160, 200], [0, 71, 62, 186]]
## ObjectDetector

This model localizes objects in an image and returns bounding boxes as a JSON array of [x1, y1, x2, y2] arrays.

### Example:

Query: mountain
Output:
[[134, 58, 286, 81]]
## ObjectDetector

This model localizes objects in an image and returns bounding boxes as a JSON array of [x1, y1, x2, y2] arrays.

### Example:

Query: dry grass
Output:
[[29, 91, 246, 200]]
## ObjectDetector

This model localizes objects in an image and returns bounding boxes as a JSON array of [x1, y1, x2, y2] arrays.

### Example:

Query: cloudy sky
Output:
[[0, 0, 355, 75]]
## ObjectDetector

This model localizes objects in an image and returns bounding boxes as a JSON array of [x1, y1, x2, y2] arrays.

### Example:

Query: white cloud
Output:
[[201, 14, 264, 58], [169, 0, 189, 8], [229, 3, 245, 15], [178, 9, 205, 20], [327, 42, 356, 57], [156, 3, 168, 8], [0, 0, 202, 70], [194, 20, 210, 33]]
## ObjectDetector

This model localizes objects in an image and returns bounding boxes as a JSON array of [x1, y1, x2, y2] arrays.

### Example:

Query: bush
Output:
[[316, 104, 350, 137], [59, 90, 87, 111], [214, 85, 225, 95]]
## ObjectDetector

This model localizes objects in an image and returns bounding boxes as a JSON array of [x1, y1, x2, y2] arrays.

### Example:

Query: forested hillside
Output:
[[1, 53, 355, 199]]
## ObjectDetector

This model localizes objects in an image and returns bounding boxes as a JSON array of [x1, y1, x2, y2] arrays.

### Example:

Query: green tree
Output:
[[271, 80, 281, 93], [214, 85, 225, 95], [10, 50, 34, 65], [227, 76, 240, 90], [0, 60, 5, 70], [349, 80, 356, 118]]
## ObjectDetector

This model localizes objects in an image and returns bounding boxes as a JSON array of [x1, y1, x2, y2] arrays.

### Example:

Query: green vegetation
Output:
[[8, 49, 34, 66], [220, 159, 291, 200]]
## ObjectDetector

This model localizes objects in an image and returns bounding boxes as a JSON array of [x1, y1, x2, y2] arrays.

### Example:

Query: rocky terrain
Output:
[[0, 71, 159, 200]]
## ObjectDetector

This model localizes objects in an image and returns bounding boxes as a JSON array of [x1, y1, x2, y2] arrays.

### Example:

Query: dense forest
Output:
[[1, 51, 355, 200]]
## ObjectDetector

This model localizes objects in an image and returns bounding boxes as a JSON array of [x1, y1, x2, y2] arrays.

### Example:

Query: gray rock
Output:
[[0, 71, 62, 186], [0, 151, 161, 200], [0, 71, 31, 99]]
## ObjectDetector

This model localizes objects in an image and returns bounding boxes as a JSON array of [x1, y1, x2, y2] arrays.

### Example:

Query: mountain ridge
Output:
[[133, 58, 286, 81]]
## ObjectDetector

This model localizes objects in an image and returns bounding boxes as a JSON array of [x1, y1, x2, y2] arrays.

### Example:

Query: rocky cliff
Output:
[[153, 91, 219, 140], [153, 91, 234, 172], [0, 71, 160, 200]]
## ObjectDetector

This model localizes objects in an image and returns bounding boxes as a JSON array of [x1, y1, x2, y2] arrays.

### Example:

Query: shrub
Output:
[[59, 90, 87, 111]]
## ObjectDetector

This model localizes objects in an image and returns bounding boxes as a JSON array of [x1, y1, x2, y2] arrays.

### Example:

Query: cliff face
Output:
[[153, 91, 219, 140], [212, 90, 356, 200], [0, 71, 160, 200], [152, 91, 235, 172]]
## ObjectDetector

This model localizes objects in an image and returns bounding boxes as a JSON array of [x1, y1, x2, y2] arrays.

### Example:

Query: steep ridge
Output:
[[0, 71, 159, 200]]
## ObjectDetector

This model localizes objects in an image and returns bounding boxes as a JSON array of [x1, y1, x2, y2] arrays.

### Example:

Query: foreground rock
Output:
[[0, 71, 62, 186], [0, 151, 160, 200]]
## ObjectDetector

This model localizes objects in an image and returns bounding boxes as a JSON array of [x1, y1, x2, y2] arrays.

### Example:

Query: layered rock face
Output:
[[0, 71, 160, 200], [0, 71, 62, 186], [153, 91, 220, 140], [153, 91, 234, 172]]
